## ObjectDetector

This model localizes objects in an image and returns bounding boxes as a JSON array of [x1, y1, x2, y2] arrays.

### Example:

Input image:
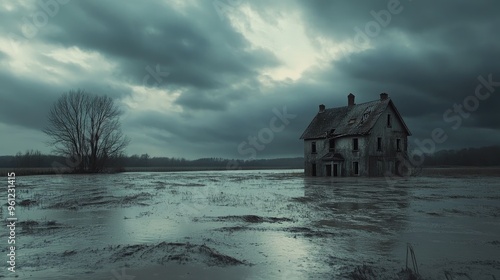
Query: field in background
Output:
[[2, 166, 500, 177]]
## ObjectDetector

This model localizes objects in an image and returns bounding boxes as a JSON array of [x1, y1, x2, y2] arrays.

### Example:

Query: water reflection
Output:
[[301, 177, 411, 269]]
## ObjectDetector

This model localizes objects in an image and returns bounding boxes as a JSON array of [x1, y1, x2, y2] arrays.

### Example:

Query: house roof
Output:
[[299, 98, 411, 140]]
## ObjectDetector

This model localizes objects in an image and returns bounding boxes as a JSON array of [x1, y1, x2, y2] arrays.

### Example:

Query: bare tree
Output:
[[43, 90, 129, 173]]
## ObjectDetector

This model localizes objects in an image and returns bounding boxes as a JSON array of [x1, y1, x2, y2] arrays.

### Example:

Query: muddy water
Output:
[[2, 170, 499, 279]]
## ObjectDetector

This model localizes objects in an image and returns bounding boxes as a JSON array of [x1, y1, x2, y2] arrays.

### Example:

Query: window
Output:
[[353, 162, 359, 175], [352, 138, 359, 151], [387, 114, 392, 127], [361, 112, 369, 123], [312, 164, 317, 176], [377, 137, 382, 151], [396, 139, 401, 151], [311, 142, 317, 154], [361, 108, 371, 123], [329, 138, 335, 151]]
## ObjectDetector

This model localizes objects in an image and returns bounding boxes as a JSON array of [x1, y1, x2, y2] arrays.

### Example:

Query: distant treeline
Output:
[[423, 145, 500, 166], [0, 150, 303, 170], [2, 146, 499, 171]]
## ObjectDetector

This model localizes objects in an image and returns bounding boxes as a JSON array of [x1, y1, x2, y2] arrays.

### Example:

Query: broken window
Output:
[[353, 138, 358, 151], [361, 113, 369, 123], [361, 108, 371, 123]]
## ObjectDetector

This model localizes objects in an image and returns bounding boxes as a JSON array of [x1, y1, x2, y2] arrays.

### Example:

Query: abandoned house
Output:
[[300, 93, 411, 177]]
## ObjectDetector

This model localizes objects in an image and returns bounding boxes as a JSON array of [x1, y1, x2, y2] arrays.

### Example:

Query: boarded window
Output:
[[377, 137, 382, 151], [353, 138, 359, 151], [353, 162, 359, 175], [311, 142, 317, 154]]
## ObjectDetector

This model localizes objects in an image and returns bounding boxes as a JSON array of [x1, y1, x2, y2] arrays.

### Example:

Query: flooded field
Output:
[[2, 169, 499, 279]]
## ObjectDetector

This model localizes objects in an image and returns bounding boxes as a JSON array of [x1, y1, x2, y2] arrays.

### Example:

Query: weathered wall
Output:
[[367, 104, 409, 176], [333, 136, 369, 176], [304, 139, 328, 176], [304, 136, 370, 176]]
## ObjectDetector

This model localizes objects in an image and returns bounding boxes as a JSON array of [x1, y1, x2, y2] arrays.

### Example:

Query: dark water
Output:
[[2, 170, 499, 279]]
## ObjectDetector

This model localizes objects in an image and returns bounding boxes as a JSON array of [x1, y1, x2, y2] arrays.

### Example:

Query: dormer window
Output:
[[361, 108, 371, 123], [361, 112, 369, 123]]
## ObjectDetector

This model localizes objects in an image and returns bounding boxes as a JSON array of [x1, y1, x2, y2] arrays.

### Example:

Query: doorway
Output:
[[326, 165, 332, 176]]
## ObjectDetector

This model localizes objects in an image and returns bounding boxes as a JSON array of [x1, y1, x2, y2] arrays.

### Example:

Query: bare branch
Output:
[[42, 90, 129, 173]]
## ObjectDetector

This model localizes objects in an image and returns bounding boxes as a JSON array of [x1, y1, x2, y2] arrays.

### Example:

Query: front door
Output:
[[333, 163, 338, 177], [326, 165, 332, 176], [376, 160, 384, 176]]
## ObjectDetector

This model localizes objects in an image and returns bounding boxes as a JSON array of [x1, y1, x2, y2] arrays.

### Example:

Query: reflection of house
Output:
[[300, 93, 411, 176]]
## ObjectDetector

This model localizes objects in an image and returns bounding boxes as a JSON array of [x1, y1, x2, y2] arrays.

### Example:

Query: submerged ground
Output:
[[2, 169, 499, 279]]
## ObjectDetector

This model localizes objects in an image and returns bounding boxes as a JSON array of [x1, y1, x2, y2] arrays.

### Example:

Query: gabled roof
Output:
[[300, 98, 411, 140]]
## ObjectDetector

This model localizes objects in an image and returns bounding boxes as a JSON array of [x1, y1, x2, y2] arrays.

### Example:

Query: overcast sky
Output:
[[1, 0, 499, 159]]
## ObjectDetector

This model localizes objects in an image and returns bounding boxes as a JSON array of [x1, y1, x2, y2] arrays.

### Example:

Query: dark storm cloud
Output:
[[42, 1, 280, 93], [124, 78, 326, 158], [174, 77, 257, 111], [296, 1, 500, 41], [294, 0, 500, 139], [1, 1, 498, 157], [338, 40, 500, 133], [0, 75, 131, 131], [0, 70, 59, 129]]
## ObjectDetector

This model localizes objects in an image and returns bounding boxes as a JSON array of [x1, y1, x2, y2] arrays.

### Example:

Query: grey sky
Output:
[[1, 0, 499, 159]]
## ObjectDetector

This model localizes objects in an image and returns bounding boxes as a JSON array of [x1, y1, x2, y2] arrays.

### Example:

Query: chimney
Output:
[[380, 92, 389, 100], [319, 104, 325, 113], [348, 93, 355, 106]]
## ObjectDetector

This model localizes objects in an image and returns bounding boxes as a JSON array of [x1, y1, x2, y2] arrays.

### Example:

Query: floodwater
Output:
[[2, 170, 499, 279]]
